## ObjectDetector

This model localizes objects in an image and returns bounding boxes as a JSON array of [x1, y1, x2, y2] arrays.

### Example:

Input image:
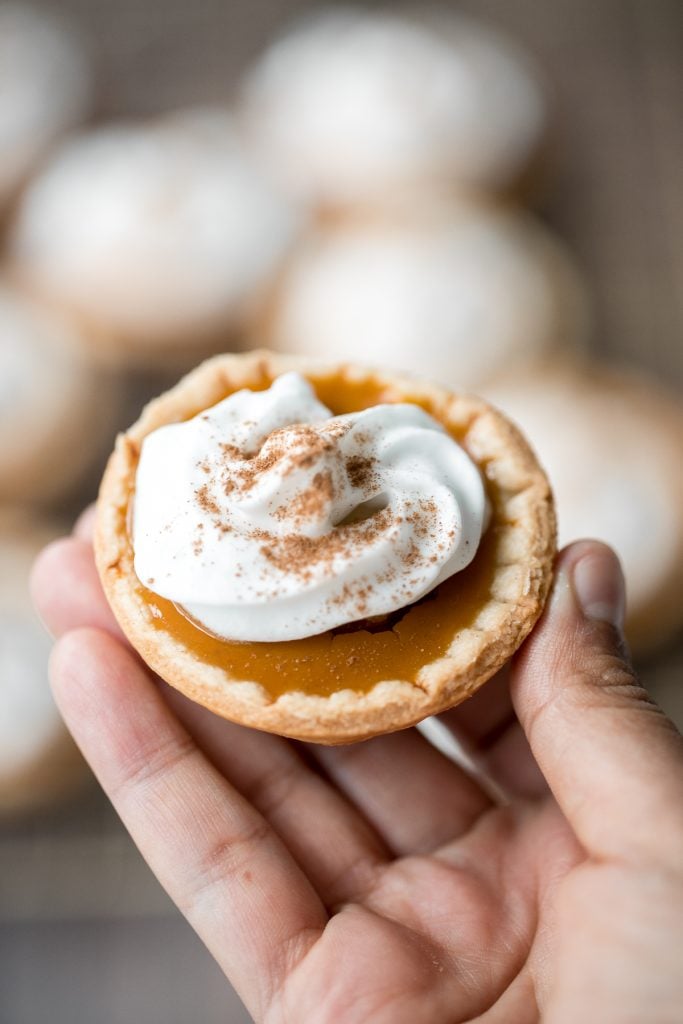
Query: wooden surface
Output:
[[2, 2, 682, 1022]]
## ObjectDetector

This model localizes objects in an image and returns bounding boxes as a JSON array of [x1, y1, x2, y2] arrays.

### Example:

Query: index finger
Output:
[[73, 503, 97, 542]]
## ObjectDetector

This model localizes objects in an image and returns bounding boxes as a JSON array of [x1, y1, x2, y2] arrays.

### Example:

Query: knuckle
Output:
[[181, 818, 272, 915], [243, 758, 303, 819], [325, 852, 383, 909], [562, 648, 645, 713], [112, 731, 196, 800], [523, 643, 647, 744]]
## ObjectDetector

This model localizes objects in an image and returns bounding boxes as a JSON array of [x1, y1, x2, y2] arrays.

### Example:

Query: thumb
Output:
[[512, 541, 683, 865]]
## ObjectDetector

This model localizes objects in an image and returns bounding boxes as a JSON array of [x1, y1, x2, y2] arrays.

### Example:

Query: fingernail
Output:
[[572, 549, 626, 630], [33, 608, 56, 642]]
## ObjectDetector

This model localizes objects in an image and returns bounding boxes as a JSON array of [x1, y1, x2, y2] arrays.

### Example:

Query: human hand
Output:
[[32, 513, 683, 1023]]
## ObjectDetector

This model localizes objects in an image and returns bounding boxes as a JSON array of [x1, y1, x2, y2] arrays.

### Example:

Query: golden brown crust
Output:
[[95, 350, 556, 743]]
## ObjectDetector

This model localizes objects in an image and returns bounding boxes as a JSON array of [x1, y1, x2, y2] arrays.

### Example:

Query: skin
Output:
[[32, 517, 683, 1024]]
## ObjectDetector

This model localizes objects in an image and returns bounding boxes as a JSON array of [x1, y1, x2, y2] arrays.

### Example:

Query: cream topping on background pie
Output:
[[261, 201, 589, 391], [10, 109, 302, 359], [239, 7, 546, 203], [0, 278, 117, 504], [0, 4, 92, 209]]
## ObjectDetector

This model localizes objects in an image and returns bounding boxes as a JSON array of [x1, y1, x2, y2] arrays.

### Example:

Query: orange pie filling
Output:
[[125, 368, 508, 699]]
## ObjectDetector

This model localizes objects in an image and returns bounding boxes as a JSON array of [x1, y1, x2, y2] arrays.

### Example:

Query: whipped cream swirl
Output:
[[133, 373, 488, 642]]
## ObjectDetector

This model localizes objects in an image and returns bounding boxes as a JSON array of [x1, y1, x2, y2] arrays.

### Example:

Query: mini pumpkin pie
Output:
[[0, 514, 87, 814], [0, 4, 92, 212], [238, 6, 548, 207], [0, 276, 117, 504], [9, 109, 302, 366], [259, 199, 589, 392], [484, 361, 683, 655], [95, 351, 555, 743]]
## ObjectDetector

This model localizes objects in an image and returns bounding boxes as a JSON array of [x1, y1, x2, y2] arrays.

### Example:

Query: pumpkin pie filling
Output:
[[127, 368, 504, 700], [136, 525, 500, 699]]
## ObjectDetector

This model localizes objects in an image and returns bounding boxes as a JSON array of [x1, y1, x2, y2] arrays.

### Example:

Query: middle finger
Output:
[[308, 727, 493, 856]]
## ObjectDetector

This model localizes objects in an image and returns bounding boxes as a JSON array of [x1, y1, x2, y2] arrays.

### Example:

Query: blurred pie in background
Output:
[[8, 108, 303, 366], [0, 277, 116, 504], [260, 199, 589, 391], [239, 5, 548, 209], [0, 3, 92, 212], [0, 516, 88, 815], [484, 364, 683, 655]]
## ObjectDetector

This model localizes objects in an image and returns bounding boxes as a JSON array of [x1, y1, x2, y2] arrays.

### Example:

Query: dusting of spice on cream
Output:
[[132, 372, 488, 642]]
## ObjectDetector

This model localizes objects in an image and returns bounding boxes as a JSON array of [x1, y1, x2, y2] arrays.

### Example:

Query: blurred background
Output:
[[1, 1, 681, 1021]]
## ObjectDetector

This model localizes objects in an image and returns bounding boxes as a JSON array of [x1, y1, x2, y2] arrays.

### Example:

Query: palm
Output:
[[152, 665, 571, 1024], [34, 527, 683, 1023], [272, 794, 580, 1023]]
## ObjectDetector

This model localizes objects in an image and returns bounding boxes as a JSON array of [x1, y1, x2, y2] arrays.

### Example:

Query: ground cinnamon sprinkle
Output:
[[274, 470, 336, 524], [257, 505, 395, 585], [404, 540, 421, 567], [191, 413, 444, 620], [195, 482, 232, 534], [193, 523, 205, 556], [406, 498, 439, 539], [195, 483, 221, 518], [212, 423, 343, 498], [346, 454, 378, 490], [194, 419, 367, 525]]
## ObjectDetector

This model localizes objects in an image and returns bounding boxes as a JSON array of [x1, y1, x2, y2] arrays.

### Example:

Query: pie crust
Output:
[[95, 351, 556, 743]]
